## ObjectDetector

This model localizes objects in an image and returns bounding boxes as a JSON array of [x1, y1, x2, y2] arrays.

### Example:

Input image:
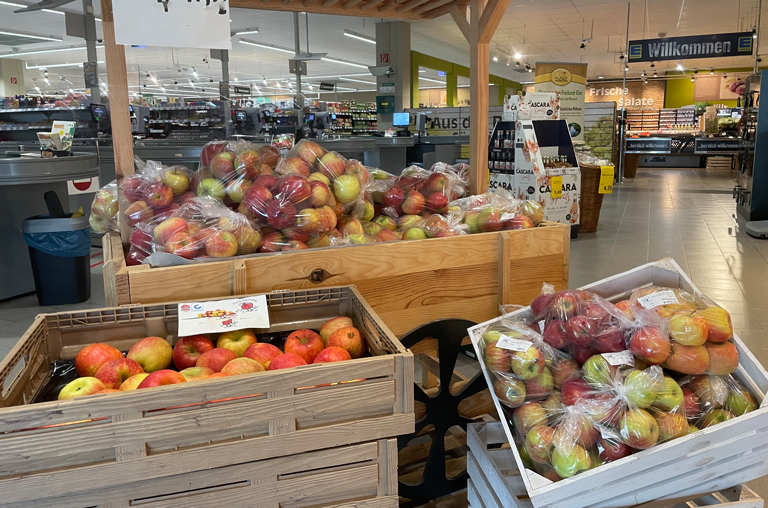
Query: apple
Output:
[[236, 226, 262, 254], [525, 368, 554, 399], [551, 444, 591, 478], [550, 291, 580, 321], [217, 329, 257, 357], [624, 369, 661, 409], [282, 240, 308, 250], [318, 152, 346, 179], [531, 293, 554, 318], [493, 376, 526, 407], [327, 326, 366, 359], [484, 341, 510, 372], [400, 228, 425, 240], [551, 357, 579, 389], [124, 200, 153, 227], [235, 150, 261, 179], [267, 352, 308, 370], [58, 377, 107, 400], [425, 193, 448, 213], [704, 341, 739, 375], [225, 178, 251, 203], [462, 211, 481, 234], [669, 313, 709, 346], [94, 358, 144, 389], [265, 200, 298, 229], [257, 145, 280, 169], [397, 215, 421, 230], [280, 175, 312, 204], [598, 437, 633, 463], [119, 373, 150, 391], [243, 185, 273, 216], [333, 174, 362, 204], [210, 151, 236, 179], [511, 347, 545, 379], [567, 315, 596, 347], [573, 345, 597, 365], [583, 354, 617, 385], [308, 181, 332, 207], [259, 231, 288, 253], [206, 231, 238, 258], [525, 425, 555, 464], [308, 172, 331, 185], [319, 316, 354, 343], [662, 343, 710, 375], [401, 190, 425, 215], [197, 348, 238, 372], [122, 177, 145, 202], [138, 369, 187, 389], [243, 343, 283, 369], [377, 229, 399, 242], [656, 411, 688, 442], [539, 320, 566, 350], [653, 376, 684, 411], [209, 373, 228, 379], [318, 205, 338, 233], [629, 327, 671, 365], [561, 378, 593, 406], [285, 329, 324, 364], [726, 383, 758, 415], [694, 307, 733, 343], [620, 408, 659, 449], [200, 140, 228, 168], [162, 168, 191, 195], [374, 215, 397, 232], [424, 172, 449, 194], [690, 375, 729, 409], [143, 181, 173, 208], [125, 247, 147, 266], [503, 215, 535, 230], [153, 217, 188, 245], [197, 178, 227, 200], [682, 387, 701, 420], [541, 391, 565, 419], [382, 187, 405, 209], [126, 336, 172, 373], [91, 188, 118, 219], [688, 424, 699, 434], [312, 347, 352, 364], [164, 231, 197, 259], [296, 140, 326, 166], [477, 207, 502, 232], [513, 401, 548, 436], [615, 300, 635, 320], [74, 343, 124, 377], [221, 357, 265, 376], [700, 408, 734, 428], [592, 325, 626, 353], [179, 366, 215, 382]]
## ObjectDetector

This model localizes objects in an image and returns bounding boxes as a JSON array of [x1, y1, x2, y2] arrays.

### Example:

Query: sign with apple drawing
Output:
[[178, 295, 269, 336]]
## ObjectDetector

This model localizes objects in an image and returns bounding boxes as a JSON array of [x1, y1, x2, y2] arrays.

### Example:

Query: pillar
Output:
[[446, 71, 458, 107], [375, 21, 411, 130], [0, 60, 25, 96]]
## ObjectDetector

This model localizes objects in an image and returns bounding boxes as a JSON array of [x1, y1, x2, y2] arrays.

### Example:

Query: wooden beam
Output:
[[414, 0, 453, 13], [421, 0, 468, 19], [377, 0, 397, 11], [322, 0, 341, 7], [478, 0, 510, 43], [342, 0, 364, 8], [100, 0, 135, 244], [304, 0, 318, 5], [449, 5, 470, 43], [469, 0, 489, 195], [359, 0, 380, 9], [395, 0, 431, 12], [232, 0, 427, 19]]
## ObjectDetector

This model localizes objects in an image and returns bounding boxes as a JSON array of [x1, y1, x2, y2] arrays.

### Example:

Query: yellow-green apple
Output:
[[477, 207, 502, 232], [58, 377, 107, 400], [463, 211, 481, 234], [669, 313, 709, 346], [542, 391, 565, 421], [197, 348, 238, 372], [162, 168, 191, 195], [615, 300, 634, 320], [267, 352, 308, 370], [397, 215, 421, 230], [74, 343, 124, 377], [566, 315, 596, 347], [137, 369, 187, 389], [205, 231, 238, 258], [682, 387, 701, 420], [295, 208, 323, 235], [235, 150, 261, 179], [221, 357, 265, 376], [153, 217, 189, 245], [513, 401, 548, 435], [690, 375, 728, 409], [119, 373, 149, 391], [656, 411, 688, 441], [127, 336, 173, 373], [592, 325, 626, 353], [624, 369, 661, 409], [700, 408, 734, 428], [551, 357, 579, 389], [339, 217, 364, 236], [482, 329, 503, 345], [179, 366, 215, 382], [493, 376, 526, 407], [361, 200, 375, 222], [704, 341, 739, 375], [210, 151, 236, 179], [285, 329, 324, 363], [143, 181, 173, 208], [333, 174, 361, 204], [551, 444, 591, 478], [243, 343, 283, 369], [296, 140, 326, 166], [688, 424, 699, 434], [94, 358, 144, 389], [403, 228, 428, 240], [318, 152, 346, 179], [587, 392, 623, 426], [308, 234, 332, 249], [726, 383, 757, 415], [308, 172, 331, 185], [236, 226, 262, 254], [164, 231, 197, 259], [598, 437, 633, 463], [374, 215, 397, 231], [629, 327, 671, 365], [620, 408, 659, 449], [225, 178, 251, 203], [662, 343, 710, 375], [217, 329, 257, 357], [484, 341, 510, 372], [362, 222, 381, 237], [320, 316, 354, 343], [561, 378, 593, 406], [511, 347, 545, 380], [173, 335, 214, 370], [693, 307, 733, 343], [327, 326, 365, 359], [550, 291, 580, 321], [314, 346, 352, 363], [525, 425, 555, 463], [318, 205, 338, 233], [653, 376, 684, 411], [91, 188, 118, 219], [525, 367, 554, 399], [309, 181, 332, 207], [583, 354, 618, 385], [197, 178, 226, 200]]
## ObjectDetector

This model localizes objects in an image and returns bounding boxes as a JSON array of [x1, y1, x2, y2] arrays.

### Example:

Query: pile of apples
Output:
[[450, 191, 544, 233], [57, 316, 367, 400], [380, 164, 469, 219]]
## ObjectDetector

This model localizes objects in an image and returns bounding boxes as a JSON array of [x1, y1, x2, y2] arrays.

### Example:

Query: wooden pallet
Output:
[[706, 156, 734, 170], [103, 222, 571, 337], [467, 422, 764, 508], [0, 286, 414, 506]]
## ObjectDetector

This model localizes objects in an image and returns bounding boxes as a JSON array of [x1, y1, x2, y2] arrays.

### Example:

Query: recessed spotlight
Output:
[[676, 63, 683, 71], [598, 76, 603, 79], [753, 27, 758, 39], [625, 64, 629, 71], [514, 52, 521, 59], [650, 62, 655, 68], [653, 71, 657, 78], [710, 69, 715, 74], [691, 76, 695, 82]]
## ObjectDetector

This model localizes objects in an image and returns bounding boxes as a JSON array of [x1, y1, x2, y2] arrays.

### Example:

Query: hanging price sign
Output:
[[599, 165, 615, 194], [551, 176, 563, 198]]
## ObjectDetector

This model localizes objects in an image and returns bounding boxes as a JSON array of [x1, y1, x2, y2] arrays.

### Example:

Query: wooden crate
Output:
[[104, 222, 571, 337], [467, 422, 764, 508], [0, 286, 413, 506], [467, 259, 768, 508]]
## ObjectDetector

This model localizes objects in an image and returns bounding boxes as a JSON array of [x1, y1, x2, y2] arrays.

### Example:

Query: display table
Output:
[[0, 152, 99, 300]]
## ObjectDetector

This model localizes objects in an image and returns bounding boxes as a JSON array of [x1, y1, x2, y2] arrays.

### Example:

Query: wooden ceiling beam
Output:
[[421, 0, 469, 19], [449, 5, 469, 43], [359, 0, 381, 10], [478, 0, 510, 43], [231, 0, 426, 20], [342, 0, 365, 8], [413, 0, 451, 13], [395, 0, 432, 12]]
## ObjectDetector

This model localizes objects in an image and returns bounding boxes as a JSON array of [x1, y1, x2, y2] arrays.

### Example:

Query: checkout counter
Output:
[[624, 134, 741, 174]]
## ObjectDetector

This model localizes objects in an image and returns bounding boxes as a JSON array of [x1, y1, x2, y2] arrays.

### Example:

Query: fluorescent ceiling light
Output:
[[26, 60, 103, 69], [339, 77, 376, 84], [0, 29, 61, 41], [320, 57, 369, 69], [419, 76, 445, 83], [0, 45, 102, 58], [419, 86, 446, 89], [344, 29, 375, 44], [306, 73, 370, 79], [239, 39, 294, 54], [232, 28, 259, 36]]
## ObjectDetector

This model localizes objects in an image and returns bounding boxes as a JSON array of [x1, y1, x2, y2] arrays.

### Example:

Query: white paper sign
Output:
[[178, 295, 269, 336], [538, 320, 546, 333], [637, 290, 679, 309], [602, 350, 635, 367], [113, 0, 232, 50], [496, 334, 532, 352]]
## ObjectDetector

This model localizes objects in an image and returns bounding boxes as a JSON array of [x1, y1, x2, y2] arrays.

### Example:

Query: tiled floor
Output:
[[0, 168, 767, 499]]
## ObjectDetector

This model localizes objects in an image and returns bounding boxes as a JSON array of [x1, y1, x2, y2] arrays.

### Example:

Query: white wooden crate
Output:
[[467, 422, 764, 508], [467, 259, 768, 508]]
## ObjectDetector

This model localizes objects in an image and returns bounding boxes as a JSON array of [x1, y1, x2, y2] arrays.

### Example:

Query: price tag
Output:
[[496, 334, 532, 352], [637, 290, 679, 309], [602, 350, 635, 367], [178, 295, 270, 336], [551, 176, 563, 198], [538, 320, 546, 333], [599, 165, 614, 194]]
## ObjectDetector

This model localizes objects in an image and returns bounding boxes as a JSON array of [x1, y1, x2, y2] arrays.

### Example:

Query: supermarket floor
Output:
[[0, 167, 767, 498]]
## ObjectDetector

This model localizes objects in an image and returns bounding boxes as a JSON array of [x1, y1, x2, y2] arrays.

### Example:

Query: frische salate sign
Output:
[[628, 33, 753, 63]]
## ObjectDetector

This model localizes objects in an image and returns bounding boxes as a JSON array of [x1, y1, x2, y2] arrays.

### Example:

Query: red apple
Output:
[[592, 325, 626, 353], [127, 336, 173, 373], [550, 291, 580, 321], [243, 343, 283, 369], [259, 231, 288, 252], [326, 326, 366, 359], [573, 345, 597, 365], [513, 401, 548, 436], [164, 231, 197, 259], [200, 140, 229, 168], [143, 181, 173, 208], [561, 378, 593, 406], [254, 174, 280, 192], [173, 335, 215, 370], [531, 293, 554, 318], [119, 373, 149, 391], [382, 187, 405, 209], [425, 193, 448, 213], [267, 352, 308, 370], [243, 185, 273, 217], [567, 315, 596, 347], [425, 172, 449, 194], [314, 346, 352, 363], [320, 316, 354, 343], [258, 144, 280, 168], [179, 366, 215, 382], [309, 181, 332, 207], [477, 207, 502, 232], [318, 152, 346, 179], [94, 358, 144, 389], [598, 437, 633, 463], [705, 341, 739, 375], [265, 200, 298, 229], [217, 329, 257, 357], [504, 214, 535, 230], [74, 343, 124, 377], [296, 140, 326, 167], [279, 175, 312, 204], [551, 357, 579, 389], [629, 327, 671, 365], [278, 157, 312, 177], [284, 329, 324, 364], [220, 357, 264, 376], [235, 150, 261, 179], [694, 307, 733, 343], [682, 387, 701, 420], [137, 369, 187, 389], [196, 348, 238, 372], [130, 228, 153, 253], [663, 343, 710, 375], [615, 300, 635, 320], [125, 200, 153, 227], [210, 151, 237, 179], [206, 231, 238, 258], [121, 177, 145, 202], [153, 217, 189, 245]]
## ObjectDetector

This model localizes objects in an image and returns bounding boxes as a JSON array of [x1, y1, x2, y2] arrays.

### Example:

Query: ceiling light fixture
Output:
[[239, 40, 294, 54], [676, 63, 683, 71], [192, 68, 198, 78], [0, 29, 61, 41], [338, 76, 376, 84], [710, 68, 715, 74], [598, 76, 603, 79], [641, 71, 646, 77], [653, 71, 658, 78], [619, 53, 625, 60], [753, 27, 758, 39], [0, 45, 103, 58], [492, 51, 499, 62], [506, 57, 512, 66], [514, 52, 522, 59], [625, 64, 629, 71], [579, 42, 586, 50], [650, 62, 655, 68], [320, 56, 369, 68], [26, 60, 103, 70], [691, 76, 695, 82], [232, 28, 260, 36], [343, 29, 376, 44], [419, 76, 445, 84]]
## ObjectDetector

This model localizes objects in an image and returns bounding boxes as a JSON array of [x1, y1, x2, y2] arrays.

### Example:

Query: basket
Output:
[[578, 162, 607, 233], [624, 153, 640, 178]]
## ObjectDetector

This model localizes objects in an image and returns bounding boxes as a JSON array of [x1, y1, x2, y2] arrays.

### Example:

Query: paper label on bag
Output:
[[602, 350, 635, 367], [496, 334, 533, 352], [538, 320, 546, 333], [178, 295, 270, 336], [637, 290, 679, 309]]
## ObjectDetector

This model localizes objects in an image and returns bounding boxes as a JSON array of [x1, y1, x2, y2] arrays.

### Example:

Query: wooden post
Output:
[[100, 0, 135, 244], [469, 0, 488, 195]]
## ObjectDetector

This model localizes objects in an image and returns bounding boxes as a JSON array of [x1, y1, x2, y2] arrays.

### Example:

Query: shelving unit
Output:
[[327, 101, 378, 134], [626, 109, 660, 132], [0, 101, 100, 141], [146, 104, 224, 140], [736, 72, 767, 222], [659, 108, 697, 130]]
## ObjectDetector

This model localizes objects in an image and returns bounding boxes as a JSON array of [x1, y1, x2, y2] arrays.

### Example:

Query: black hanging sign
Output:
[[628, 32, 753, 63]]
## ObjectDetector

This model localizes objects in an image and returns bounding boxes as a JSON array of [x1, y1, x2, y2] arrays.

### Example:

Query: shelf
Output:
[[0, 124, 90, 131], [150, 106, 219, 111], [0, 106, 89, 113]]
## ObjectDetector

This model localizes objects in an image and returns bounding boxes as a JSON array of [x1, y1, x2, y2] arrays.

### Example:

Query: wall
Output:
[[0, 59, 25, 96], [587, 80, 666, 109], [665, 67, 764, 108]]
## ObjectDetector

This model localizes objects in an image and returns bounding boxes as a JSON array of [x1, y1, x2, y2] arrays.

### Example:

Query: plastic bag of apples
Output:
[[679, 374, 758, 432], [449, 189, 544, 233], [88, 181, 119, 234], [380, 164, 469, 220]]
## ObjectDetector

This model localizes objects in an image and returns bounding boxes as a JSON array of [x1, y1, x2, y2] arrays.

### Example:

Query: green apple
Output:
[[525, 425, 555, 464], [726, 385, 758, 415], [403, 228, 428, 240], [482, 329, 502, 345], [525, 368, 554, 398], [493, 377, 526, 407], [541, 391, 565, 422], [333, 174, 361, 204], [511, 347, 545, 380], [197, 178, 226, 200], [517, 443, 534, 469], [700, 408, 734, 428], [624, 369, 661, 409], [583, 355, 617, 386], [463, 210, 481, 234], [620, 408, 659, 449], [58, 377, 107, 400], [551, 444, 591, 478], [688, 424, 699, 434], [652, 376, 684, 412]]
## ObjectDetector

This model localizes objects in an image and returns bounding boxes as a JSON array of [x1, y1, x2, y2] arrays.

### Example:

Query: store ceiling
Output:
[[0, 0, 764, 97]]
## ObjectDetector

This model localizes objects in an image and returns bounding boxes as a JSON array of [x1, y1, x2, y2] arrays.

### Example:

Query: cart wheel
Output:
[[397, 319, 487, 508]]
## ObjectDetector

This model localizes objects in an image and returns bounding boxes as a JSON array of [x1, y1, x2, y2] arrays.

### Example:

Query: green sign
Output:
[[377, 95, 395, 114], [379, 83, 395, 93]]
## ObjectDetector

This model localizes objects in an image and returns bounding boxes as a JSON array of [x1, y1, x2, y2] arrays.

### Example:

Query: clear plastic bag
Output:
[[450, 188, 543, 232], [120, 158, 195, 229], [381, 165, 472, 219], [89, 182, 118, 233], [680, 374, 758, 431]]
